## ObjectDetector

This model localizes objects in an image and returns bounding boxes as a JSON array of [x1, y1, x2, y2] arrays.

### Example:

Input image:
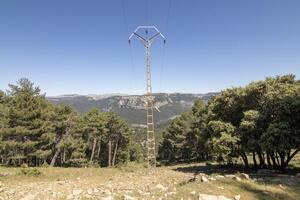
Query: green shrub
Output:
[[18, 167, 42, 176], [41, 162, 49, 168], [20, 163, 28, 168]]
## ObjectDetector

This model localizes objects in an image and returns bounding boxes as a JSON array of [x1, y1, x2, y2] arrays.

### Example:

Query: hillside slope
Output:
[[47, 93, 217, 125]]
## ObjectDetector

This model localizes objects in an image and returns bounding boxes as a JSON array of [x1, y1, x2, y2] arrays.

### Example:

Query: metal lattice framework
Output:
[[129, 26, 166, 167]]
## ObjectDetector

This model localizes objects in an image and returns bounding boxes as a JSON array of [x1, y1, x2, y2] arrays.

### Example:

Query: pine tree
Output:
[[83, 108, 107, 164], [1, 78, 51, 166], [105, 113, 131, 167]]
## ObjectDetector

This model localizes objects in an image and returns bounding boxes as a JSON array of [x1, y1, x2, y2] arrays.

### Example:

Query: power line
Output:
[[159, 0, 172, 92], [121, 0, 138, 93]]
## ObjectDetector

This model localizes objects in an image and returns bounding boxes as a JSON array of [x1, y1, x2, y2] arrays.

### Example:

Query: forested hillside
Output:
[[159, 74, 300, 171], [0, 79, 138, 167], [1, 75, 299, 172], [47, 93, 216, 125]]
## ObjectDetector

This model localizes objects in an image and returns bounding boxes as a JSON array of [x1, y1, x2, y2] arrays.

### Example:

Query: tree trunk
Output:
[[63, 148, 66, 163], [90, 138, 97, 163], [266, 152, 272, 167], [279, 152, 286, 171], [282, 149, 299, 170], [108, 139, 112, 167], [257, 151, 265, 167], [50, 148, 61, 167], [252, 151, 257, 168], [275, 152, 280, 166], [270, 152, 278, 168], [112, 141, 118, 167], [240, 152, 249, 168], [97, 140, 101, 159]]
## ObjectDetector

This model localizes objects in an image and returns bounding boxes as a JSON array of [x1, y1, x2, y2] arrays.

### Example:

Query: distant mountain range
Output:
[[47, 93, 217, 126]]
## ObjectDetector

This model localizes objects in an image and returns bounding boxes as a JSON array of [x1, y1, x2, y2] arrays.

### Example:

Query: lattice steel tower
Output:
[[129, 26, 166, 167]]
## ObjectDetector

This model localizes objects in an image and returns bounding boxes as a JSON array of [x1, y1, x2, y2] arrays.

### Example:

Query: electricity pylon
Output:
[[129, 26, 166, 167]]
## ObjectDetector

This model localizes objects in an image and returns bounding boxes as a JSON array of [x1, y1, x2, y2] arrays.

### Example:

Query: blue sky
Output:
[[0, 0, 299, 96]]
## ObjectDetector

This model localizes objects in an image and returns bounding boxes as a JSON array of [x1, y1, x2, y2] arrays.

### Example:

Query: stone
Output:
[[84, 194, 93, 199], [155, 184, 167, 191], [224, 174, 235, 178], [94, 188, 99, 193], [199, 194, 231, 200], [215, 175, 225, 179], [123, 194, 136, 200], [296, 173, 300, 179], [0, 173, 10, 177], [234, 195, 241, 200], [20, 194, 36, 200], [102, 195, 113, 200], [239, 173, 250, 180], [278, 184, 287, 189], [233, 176, 241, 182], [201, 176, 209, 182], [166, 191, 176, 196], [208, 177, 216, 181], [190, 191, 196, 195], [72, 189, 83, 195]]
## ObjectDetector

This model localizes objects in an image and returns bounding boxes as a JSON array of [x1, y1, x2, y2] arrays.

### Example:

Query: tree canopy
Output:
[[159, 75, 300, 170], [0, 78, 134, 167]]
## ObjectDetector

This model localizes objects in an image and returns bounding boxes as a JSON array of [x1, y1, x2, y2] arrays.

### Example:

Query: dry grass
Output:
[[0, 162, 299, 200]]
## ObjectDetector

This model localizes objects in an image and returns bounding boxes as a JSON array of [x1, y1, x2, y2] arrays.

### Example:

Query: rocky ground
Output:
[[0, 163, 300, 200]]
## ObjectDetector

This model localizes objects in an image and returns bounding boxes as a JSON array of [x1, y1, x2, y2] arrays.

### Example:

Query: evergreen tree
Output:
[[83, 108, 107, 164], [1, 78, 51, 166]]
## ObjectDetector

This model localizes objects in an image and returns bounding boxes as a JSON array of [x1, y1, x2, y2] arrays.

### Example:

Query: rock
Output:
[[166, 191, 176, 196], [66, 194, 73, 200], [0, 173, 10, 177], [190, 191, 196, 195], [87, 188, 93, 195], [234, 195, 241, 200], [20, 194, 36, 200], [102, 195, 113, 200], [0, 181, 3, 187], [224, 175, 235, 178], [123, 194, 136, 200], [216, 175, 225, 179], [57, 181, 64, 185], [155, 184, 167, 191], [233, 176, 241, 182], [296, 173, 300, 179], [278, 184, 287, 189], [239, 173, 250, 180], [84, 194, 93, 199], [72, 189, 83, 195], [201, 176, 209, 182], [94, 188, 100, 193], [208, 177, 216, 181], [199, 194, 231, 200], [103, 189, 112, 195]]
